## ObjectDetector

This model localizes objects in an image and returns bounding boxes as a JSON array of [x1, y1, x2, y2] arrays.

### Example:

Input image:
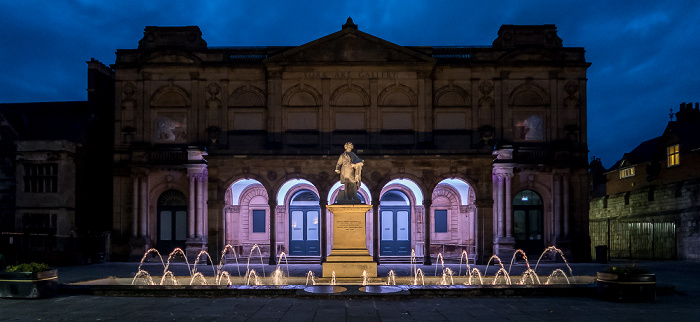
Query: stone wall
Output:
[[590, 178, 700, 260]]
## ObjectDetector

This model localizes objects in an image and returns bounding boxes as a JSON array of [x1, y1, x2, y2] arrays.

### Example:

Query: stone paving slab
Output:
[[1, 260, 699, 321]]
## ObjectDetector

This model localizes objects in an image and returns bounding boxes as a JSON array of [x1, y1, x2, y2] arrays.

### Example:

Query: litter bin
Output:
[[595, 245, 608, 264]]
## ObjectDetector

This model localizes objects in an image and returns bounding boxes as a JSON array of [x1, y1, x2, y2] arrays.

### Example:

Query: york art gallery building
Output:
[[111, 20, 591, 264]]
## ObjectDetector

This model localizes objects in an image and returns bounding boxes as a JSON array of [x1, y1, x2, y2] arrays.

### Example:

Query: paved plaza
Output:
[[1, 260, 699, 321]]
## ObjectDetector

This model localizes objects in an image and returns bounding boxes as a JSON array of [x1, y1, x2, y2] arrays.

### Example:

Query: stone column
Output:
[[563, 174, 570, 237], [222, 206, 228, 248], [372, 192, 380, 263], [139, 176, 148, 238], [553, 174, 561, 238], [196, 174, 204, 238], [496, 174, 505, 238], [423, 198, 432, 265], [203, 169, 209, 239], [188, 174, 196, 238], [505, 174, 513, 238], [319, 194, 328, 263], [132, 176, 139, 238], [268, 197, 277, 265]]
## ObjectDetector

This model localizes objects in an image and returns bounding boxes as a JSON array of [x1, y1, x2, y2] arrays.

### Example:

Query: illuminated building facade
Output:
[[110, 20, 591, 263]]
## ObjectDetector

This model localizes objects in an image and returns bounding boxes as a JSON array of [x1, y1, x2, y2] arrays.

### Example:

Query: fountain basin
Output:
[[303, 285, 347, 294], [61, 275, 596, 298], [359, 285, 402, 293]]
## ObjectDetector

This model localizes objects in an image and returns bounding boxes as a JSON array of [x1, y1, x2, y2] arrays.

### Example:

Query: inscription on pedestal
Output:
[[337, 220, 363, 231]]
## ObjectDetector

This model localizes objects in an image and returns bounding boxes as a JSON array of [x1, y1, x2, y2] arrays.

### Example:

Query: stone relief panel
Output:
[[155, 113, 187, 143], [514, 114, 544, 141]]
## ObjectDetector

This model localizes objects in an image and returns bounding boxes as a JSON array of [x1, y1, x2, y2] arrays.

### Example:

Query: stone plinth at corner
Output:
[[323, 204, 377, 278]]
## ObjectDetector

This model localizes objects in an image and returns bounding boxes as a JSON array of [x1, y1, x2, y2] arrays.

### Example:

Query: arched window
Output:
[[288, 190, 320, 256]]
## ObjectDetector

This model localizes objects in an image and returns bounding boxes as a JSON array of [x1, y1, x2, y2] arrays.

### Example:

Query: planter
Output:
[[596, 272, 655, 302], [0, 269, 58, 298]]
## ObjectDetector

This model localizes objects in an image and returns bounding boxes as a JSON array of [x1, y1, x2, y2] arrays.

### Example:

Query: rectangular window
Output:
[[434, 209, 448, 233], [667, 144, 680, 167], [23, 163, 58, 193], [619, 167, 635, 179], [252, 210, 266, 233]]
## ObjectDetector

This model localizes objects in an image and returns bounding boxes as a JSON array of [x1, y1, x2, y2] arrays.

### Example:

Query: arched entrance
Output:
[[512, 190, 544, 256], [288, 189, 320, 256], [379, 190, 411, 256], [157, 190, 188, 253]]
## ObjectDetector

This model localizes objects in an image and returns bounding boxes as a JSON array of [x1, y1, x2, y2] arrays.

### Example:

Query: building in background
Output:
[[590, 102, 700, 261], [0, 60, 114, 265], [111, 20, 591, 264]]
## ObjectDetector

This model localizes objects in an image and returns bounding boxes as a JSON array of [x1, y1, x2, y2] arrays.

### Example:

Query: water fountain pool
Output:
[[65, 245, 596, 297]]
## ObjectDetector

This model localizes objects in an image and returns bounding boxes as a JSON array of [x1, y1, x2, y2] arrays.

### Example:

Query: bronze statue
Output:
[[335, 142, 364, 204]]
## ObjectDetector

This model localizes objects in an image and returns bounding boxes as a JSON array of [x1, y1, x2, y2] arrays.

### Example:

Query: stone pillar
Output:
[[268, 197, 277, 265], [139, 176, 148, 238], [222, 206, 228, 248], [505, 174, 513, 238], [319, 195, 328, 263], [372, 192, 380, 264], [423, 198, 432, 265], [203, 168, 209, 239], [185, 149, 208, 260], [553, 174, 561, 238], [188, 174, 196, 238], [492, 147, 516, 259], [196, 173, 204, 238], [496, 174, 505, 238], [132, 176, 139, 238], [563, 174, 570, 237]]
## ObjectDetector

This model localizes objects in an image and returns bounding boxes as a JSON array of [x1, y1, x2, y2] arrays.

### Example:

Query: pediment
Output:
[[266, 27, 435, 64]]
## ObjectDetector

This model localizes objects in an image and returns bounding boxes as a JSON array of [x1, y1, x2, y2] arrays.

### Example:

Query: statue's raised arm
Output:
[[335, 142, 364, 204]]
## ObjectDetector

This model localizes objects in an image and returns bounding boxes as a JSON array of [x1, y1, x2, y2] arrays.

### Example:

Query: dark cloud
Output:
[[1, 0, 698, 167]]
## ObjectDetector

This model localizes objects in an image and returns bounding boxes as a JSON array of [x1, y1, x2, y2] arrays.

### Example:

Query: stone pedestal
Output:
[[493, 236, 516, 260], [186, 237, 208, 262], [323, 204, 377, 278]]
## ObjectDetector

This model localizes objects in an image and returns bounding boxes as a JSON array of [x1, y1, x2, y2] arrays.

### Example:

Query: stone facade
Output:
[[590, 103, 700, 260], [111, 21, 590, 263], [0, 60, 114, 264]]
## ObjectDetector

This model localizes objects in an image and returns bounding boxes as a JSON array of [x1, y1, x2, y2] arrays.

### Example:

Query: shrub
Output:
[[6, 262, 51, 273]]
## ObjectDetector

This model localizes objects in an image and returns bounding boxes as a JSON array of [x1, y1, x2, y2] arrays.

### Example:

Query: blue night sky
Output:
[[1, 0, 698, 168]]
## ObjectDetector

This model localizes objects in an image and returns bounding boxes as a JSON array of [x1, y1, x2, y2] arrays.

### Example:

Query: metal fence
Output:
[[590, 219, 677, 260]]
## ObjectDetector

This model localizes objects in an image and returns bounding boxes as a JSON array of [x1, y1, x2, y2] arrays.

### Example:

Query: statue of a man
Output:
[[335, 142, 364, 204]]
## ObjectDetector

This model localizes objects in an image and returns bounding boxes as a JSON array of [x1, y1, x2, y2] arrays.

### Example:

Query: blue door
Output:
[[379, 190, 411, 256], [288, 190, 320, 256]]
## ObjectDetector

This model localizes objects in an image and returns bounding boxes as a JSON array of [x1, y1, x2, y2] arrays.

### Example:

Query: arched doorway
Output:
[[157, 190, 188, 253], [379, 190, 411, 256], [512, 190, 544, 256], [288, 189, 320, 256]]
